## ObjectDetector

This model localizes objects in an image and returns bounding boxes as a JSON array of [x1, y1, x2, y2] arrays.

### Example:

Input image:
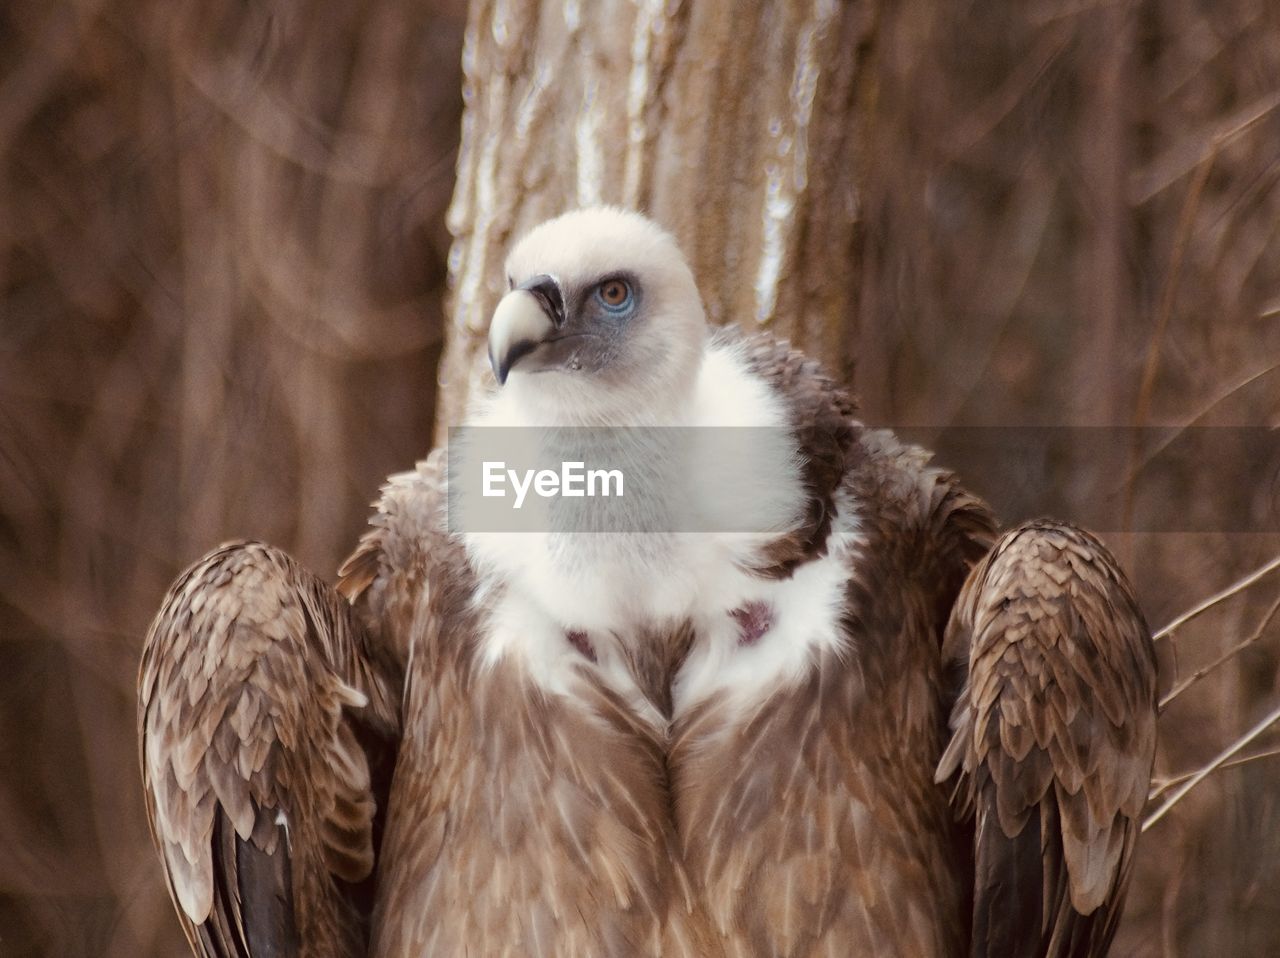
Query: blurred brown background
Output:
[[3, 0, 1280, 955]]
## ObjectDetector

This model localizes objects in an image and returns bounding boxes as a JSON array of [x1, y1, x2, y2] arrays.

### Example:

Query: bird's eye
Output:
[[596, 278, 633, 313]]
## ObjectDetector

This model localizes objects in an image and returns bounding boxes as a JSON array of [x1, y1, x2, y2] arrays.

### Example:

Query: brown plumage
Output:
[[936, 521, 1158, 957], [138, 208, 1157, 958], [138, 543, 400, 957]]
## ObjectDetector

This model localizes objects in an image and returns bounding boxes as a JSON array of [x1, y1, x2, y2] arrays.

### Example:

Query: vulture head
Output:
[[487, 207, 707, 423]]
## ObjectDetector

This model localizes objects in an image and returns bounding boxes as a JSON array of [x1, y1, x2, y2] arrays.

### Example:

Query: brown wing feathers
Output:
[[937, 521, 1158, 958], [138, 541, 400, 958]]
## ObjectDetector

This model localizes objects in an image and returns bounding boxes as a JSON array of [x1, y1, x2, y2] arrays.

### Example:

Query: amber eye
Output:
[[596, 278, 633, 313]]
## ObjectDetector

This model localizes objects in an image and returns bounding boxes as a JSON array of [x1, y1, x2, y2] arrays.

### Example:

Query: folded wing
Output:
[[138, 542, 400, 958], [936, 521, 1157, 958]]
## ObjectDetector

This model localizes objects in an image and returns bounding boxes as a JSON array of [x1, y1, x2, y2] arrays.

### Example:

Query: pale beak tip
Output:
[[489, 347, 510, 385]]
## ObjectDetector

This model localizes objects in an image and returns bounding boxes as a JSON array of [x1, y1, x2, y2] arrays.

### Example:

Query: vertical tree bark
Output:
[[436, 0, 877, 434]]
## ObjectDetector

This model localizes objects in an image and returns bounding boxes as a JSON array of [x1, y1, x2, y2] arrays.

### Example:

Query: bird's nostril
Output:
[[517, 274, 566, 327]]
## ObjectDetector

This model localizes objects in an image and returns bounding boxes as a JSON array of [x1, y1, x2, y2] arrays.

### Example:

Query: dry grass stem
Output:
[[1149, 746, 1280, 802], [1153, 554, 1280, 643], [1159, 595, 1280, 712], [1144, 702, 1280, 833]]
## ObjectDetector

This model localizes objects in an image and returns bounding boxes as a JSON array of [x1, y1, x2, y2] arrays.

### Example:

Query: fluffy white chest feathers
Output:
[[672, 490, 862, 716], [460, 339, 859, 718]]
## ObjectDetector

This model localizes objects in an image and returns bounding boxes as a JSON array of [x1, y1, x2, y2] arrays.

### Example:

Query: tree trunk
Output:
[[436, 0, 877, 434]]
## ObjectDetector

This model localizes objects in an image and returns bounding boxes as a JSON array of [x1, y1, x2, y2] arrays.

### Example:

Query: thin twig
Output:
[[1148, 746, 1280, 802], [1159, 595, 1280, 712], [1154, 554, 1280, 642], [1143, 702, 1280, 831]]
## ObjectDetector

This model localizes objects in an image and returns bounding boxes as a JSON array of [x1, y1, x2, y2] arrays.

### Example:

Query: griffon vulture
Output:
[[139, 207, 1158, 957]]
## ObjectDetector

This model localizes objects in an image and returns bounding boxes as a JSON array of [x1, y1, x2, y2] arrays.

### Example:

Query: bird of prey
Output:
[[139, 207, 1158, 957]]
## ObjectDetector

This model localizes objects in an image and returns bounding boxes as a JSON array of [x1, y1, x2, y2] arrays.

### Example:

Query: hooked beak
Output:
[[487, 274, 565, 385]]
